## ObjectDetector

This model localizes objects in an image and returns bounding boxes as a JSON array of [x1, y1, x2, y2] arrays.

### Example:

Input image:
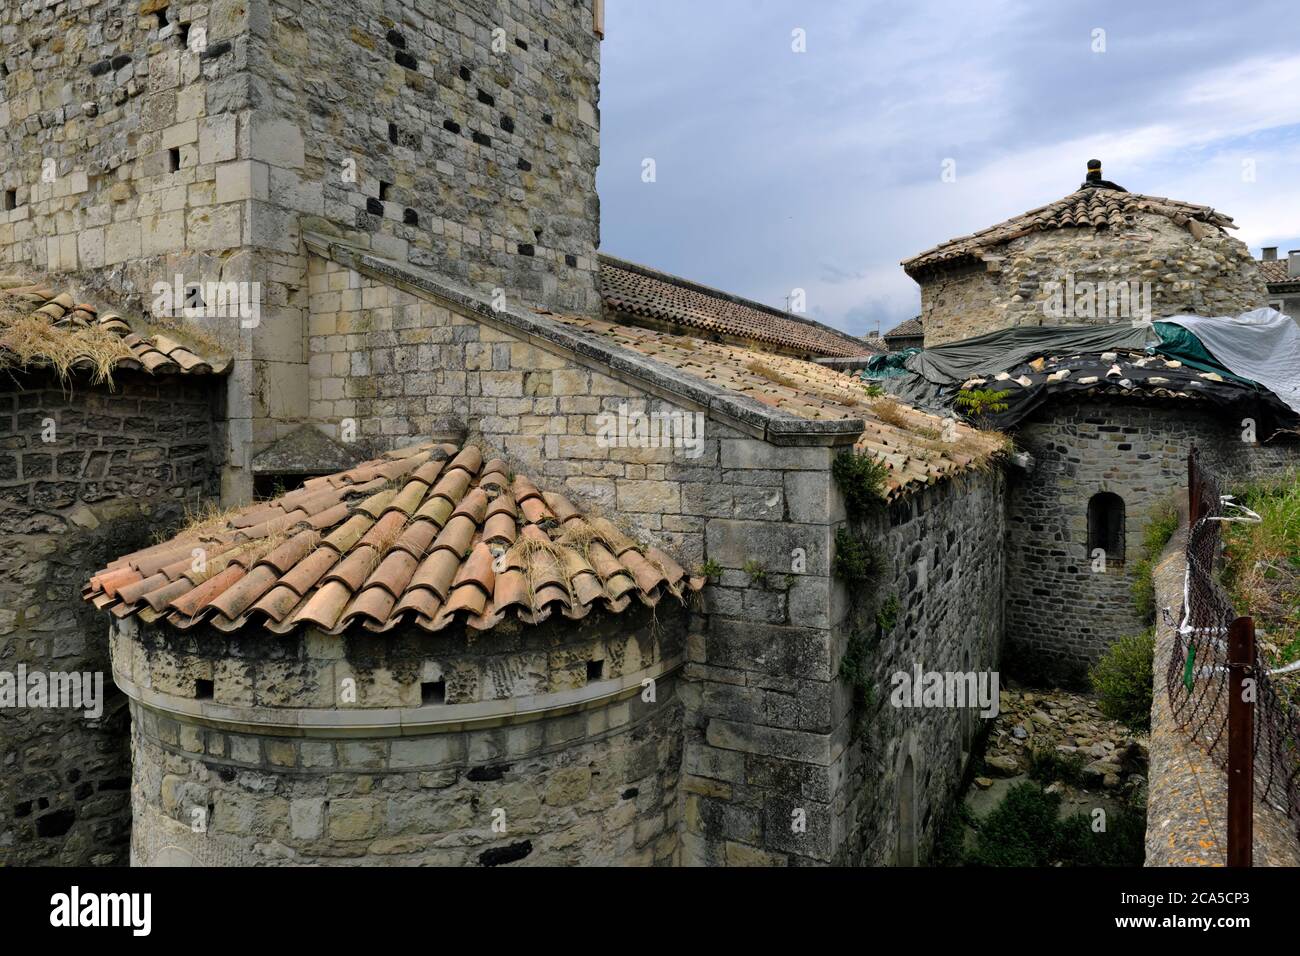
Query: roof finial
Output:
[[1081, 159, 1124, 192]]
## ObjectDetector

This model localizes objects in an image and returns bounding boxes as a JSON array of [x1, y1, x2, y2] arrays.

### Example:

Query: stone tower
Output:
[[902, 160, 1268, 347], [0, 0, 604, 501]]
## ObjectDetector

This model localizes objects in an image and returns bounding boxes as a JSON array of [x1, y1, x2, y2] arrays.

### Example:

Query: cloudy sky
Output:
[[595, 0, 1300, 337]]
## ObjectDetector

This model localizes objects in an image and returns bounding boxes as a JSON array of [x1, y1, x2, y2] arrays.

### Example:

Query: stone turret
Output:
[[902, 161, 1268, 346]]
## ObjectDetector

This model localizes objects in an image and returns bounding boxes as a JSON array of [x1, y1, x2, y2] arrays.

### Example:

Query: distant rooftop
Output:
[[599, 254, 881, 359], [1257, 257, 1299, 285], [884, 316, 923, 341]]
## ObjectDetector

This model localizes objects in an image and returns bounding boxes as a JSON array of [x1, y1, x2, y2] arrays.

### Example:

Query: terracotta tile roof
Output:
[[551, 314, 1006, 498], [884, 316, 923, 340], [903, 187, 1238, 277], [599, 255, 876, 359], [85, 442, 703, 635], [0, 277, 221, 376], [1258, 259, 1298, 285]]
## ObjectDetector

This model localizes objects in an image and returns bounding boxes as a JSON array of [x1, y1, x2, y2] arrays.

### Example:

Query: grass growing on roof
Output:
[[0, 297, 134, 386], [157, 498, 245, 544]]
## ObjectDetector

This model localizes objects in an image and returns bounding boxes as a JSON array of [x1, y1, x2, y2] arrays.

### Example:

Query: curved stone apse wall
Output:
[[112, 604, 687, 865]]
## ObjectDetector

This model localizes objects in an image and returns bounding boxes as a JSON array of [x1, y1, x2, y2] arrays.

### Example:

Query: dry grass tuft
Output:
[[149, 314, 224, 358], [160, 498, 243, 544], [515, 533, 578, 611], [746, 359, 802, 391], [0, 299, 133, 386], [869, 396, 913, 430], [193, 528, 321, 584]]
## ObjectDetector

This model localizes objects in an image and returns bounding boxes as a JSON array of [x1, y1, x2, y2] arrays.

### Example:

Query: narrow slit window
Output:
[[3, 189, 16, 212], [168, 147, 181, 172]]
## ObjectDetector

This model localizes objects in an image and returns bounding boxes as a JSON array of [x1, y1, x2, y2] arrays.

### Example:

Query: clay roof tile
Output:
[[84, 442, 702, 637]]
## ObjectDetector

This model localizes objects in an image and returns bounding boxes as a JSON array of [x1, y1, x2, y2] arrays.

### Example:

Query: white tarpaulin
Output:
[[1163, 309, 1300, 414]]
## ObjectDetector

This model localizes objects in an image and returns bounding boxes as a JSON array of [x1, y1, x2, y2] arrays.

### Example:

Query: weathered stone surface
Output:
[[0, 373, 217, 865], [919, 211, 1268, 346]]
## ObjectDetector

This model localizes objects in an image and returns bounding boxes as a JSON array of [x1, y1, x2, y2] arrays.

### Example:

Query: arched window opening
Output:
[[897, 755, 917, 867], [1087, 492, 1126, 565]]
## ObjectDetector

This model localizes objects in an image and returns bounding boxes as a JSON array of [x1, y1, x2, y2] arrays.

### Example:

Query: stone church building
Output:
[[1, 2, 1293, 867]]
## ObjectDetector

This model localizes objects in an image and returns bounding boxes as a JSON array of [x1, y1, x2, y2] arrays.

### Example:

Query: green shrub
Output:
[[967, 782, 1060, 867], [1142, 501, 1180, 557], [831, 449, 889, 521], [930, 803, 973, 867], [1027, 743, 1087, 787], [838, 628, 875, 731], [954, 388, 1011, 418], [833, 526, 883, 583], [1131, 560, 1157, 622], [1090, 630, 1155, 732], [696, 558, 722, 579], [875, 594, 900, 632], [1053, 805, 1147, 867], [968, 783, 1148, 867]]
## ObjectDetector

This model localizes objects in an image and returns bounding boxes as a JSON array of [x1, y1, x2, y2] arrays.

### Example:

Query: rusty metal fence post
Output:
[[1226, 615, 1255, 867]]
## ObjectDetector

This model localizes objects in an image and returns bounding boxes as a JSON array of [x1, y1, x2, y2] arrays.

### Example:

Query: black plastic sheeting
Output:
[[860, 322, 1299, 432]]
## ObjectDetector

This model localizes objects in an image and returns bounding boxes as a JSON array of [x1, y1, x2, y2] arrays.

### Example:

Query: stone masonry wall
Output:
[[0, 0, 259, 496], [1, 1, 601, 500], [834, 468, 1006, 865], [0, 370, 217, 865], [114, 605, 685, 865], [267, 0, 602, 318], [302, 249, 1016, 865], [306, 251, 863, 864], [921, 213, 1267, 346], [1005, 398, 1299, 685]]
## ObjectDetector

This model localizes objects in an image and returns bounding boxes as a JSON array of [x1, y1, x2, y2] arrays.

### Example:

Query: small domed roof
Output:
[[86, 441, 701, 636], [902, 161, 1238, 279]]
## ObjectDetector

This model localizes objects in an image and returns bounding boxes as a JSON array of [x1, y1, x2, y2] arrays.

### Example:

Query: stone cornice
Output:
[[113, 653, 684, 739]]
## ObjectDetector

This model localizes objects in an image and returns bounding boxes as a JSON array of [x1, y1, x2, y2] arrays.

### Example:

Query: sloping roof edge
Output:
[[598, 253, 882, 358], [901, 187, 1238, 278], [303, 233, 866, 448]]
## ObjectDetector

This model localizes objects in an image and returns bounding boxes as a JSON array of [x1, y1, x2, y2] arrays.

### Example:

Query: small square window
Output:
[[379, 181, 392, 201], [421, 680, 445, 705], [195, 679, 214, 700], [178, 23, 190, 48], [168, 147, 181, 172], [586, 660, 604, 683]]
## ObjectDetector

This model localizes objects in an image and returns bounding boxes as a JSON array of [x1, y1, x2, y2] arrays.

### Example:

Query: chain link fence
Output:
[[1166, 447, 1300, 839]]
